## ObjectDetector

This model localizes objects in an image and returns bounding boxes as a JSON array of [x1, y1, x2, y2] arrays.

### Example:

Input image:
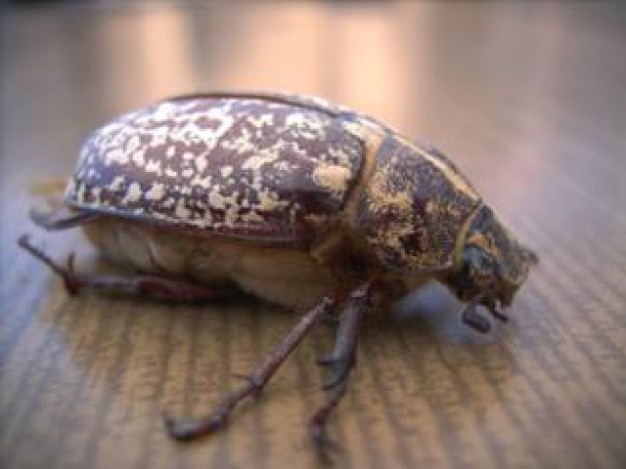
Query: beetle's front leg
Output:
[[310, 282, 371, 455], [18, 234, 225, 302]]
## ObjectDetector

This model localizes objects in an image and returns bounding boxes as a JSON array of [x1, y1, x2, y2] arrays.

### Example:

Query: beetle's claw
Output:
[[491, 307, 508, 322], [316, 354, 336, 367], [230, 372, 263, 397]]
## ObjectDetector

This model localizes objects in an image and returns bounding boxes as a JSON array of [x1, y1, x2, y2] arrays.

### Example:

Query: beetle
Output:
[[19, 91, 537, 450]]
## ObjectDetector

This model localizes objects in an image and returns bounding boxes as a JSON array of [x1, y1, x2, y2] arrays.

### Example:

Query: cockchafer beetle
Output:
[[20, 91, 537, 450]]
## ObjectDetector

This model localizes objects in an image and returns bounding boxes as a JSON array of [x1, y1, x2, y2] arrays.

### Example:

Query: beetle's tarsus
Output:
[[165, 378, 264, 440], [310, 418, 343, 464], [164, 412, 227, 440], [164, 296, 337, 442], [309, 375, 350, 462], [18, 234, 81, 294], [19, 235, 228, 302]]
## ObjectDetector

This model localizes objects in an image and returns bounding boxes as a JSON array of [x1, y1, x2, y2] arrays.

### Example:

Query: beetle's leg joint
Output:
[[231, 372, 264, 396]]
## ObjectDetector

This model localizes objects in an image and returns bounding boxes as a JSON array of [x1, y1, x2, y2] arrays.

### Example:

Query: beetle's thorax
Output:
[[352, 132, 481, 274]]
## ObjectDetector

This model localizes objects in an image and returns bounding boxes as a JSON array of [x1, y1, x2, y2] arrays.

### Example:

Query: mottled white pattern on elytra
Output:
[[123, 182, 143, 203], [67, 95, 365, 240], [175, 198, 191, 219], [195, 154, 208, 172], [109, 176, 125, 191], [145, 183, 166, 201], [125, 135, 141, 154], [91, 186, 102, 203], [312, 164, 353, 197], [247, 113, 274, 128], [284, 112, 326, 140], [220, 166, 233, 178], [241, 146, 283, 171], [220, 127, 258, 155], [190, 174, 212, 189], [146, 159, 162, 175], [105, 148, 129, 166]]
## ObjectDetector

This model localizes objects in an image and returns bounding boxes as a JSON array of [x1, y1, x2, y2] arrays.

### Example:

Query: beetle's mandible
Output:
[[20, 91, 537, 450]]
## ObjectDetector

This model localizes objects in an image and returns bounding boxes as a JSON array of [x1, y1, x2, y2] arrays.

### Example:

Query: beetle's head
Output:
[[445, 205, 538, 324]]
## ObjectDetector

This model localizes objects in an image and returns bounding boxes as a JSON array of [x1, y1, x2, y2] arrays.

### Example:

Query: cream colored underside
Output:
[[82, 219, 336, 310]]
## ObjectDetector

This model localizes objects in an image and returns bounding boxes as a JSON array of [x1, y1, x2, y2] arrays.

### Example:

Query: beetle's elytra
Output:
[[20, 91, 537, 450]]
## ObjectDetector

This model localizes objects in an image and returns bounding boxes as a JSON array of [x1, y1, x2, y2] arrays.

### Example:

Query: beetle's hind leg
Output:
[[18, 234, 224, 302], [165, 295, 338, 440], [310, 282, 371, 457]]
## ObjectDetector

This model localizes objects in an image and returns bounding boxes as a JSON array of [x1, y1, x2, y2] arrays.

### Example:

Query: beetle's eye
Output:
[[467, 247, 495, 283], [477, 251, 494, 271]]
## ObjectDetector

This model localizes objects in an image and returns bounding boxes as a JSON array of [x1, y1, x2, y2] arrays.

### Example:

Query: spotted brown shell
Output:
[[65, 93, 365, 242]]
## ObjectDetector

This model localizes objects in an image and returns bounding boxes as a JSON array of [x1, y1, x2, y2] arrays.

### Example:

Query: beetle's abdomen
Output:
[[66, 95, 365, 242], [82, 218, 337, 310]]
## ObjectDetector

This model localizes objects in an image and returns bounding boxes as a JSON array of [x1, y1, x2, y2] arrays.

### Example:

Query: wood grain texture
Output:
[[1, 2, 625, 468]]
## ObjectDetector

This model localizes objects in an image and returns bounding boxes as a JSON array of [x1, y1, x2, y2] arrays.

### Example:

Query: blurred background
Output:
[[1, 2, 626, 468]]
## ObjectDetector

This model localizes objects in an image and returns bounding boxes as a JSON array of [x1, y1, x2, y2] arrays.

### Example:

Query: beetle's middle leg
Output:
[[18, 234, 225, 302], [310, 282, 371, 454]]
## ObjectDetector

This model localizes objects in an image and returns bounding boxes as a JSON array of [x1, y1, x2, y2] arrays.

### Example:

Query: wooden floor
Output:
[[2, 2, 625, 468]]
